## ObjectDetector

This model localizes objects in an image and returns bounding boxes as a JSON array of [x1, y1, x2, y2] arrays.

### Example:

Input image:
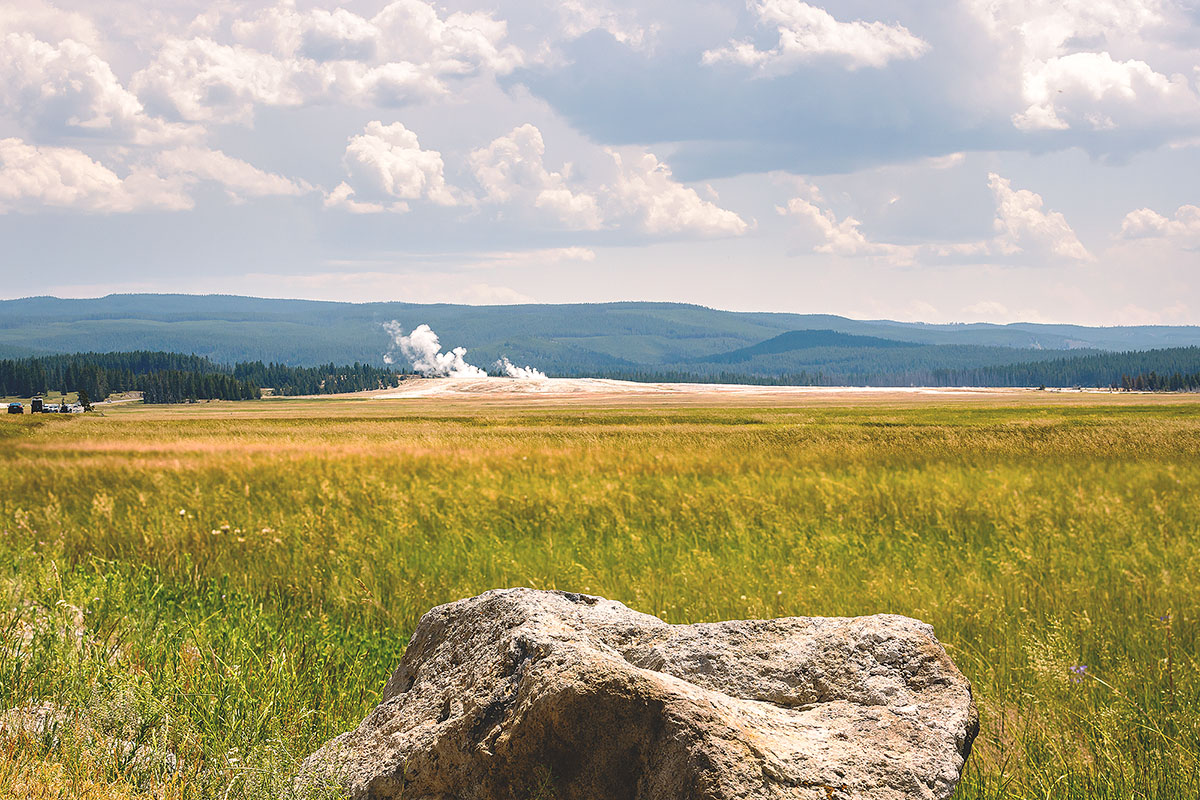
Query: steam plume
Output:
[[383, 321, 486, 377], [383, 321, 548, 379], [495, 357, 547, 380]]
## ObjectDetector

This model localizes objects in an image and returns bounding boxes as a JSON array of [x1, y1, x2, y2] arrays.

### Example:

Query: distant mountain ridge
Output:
[[2, 295, 1199, 382], [700, 329, 918, 364]]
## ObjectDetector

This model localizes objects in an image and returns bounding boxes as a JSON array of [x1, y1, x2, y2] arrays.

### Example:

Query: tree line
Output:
[[584, 346, 1200, 390], [231, 361, 408, 395], [0, 352, 408, 404], [1114, 371, 1200, 392], [929, 346, 1200, 389]]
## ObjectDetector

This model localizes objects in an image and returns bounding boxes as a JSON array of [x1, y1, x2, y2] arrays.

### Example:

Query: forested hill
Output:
[[699, 329, 916, 363], [0, 352, 407, 403], [2, 347, 1198, 398], [929, 346, 1200, 389], [4, 294, 1200, 369]]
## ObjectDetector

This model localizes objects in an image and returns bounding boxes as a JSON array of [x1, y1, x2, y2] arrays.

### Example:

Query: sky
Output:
[[1, 0, 1198, 325]]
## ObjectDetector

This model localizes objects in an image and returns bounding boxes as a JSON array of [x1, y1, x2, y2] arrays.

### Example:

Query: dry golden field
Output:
[[2, 390, 1198, 798]]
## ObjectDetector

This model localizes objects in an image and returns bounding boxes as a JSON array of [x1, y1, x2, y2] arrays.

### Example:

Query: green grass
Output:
[[1, 400, 1198, 798]]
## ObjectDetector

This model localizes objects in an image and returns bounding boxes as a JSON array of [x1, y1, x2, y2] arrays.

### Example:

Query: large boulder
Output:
[[297, 589, 977, 800]]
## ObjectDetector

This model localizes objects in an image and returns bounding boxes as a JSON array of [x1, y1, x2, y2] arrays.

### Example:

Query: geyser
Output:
[[383, 321, 546, 379]]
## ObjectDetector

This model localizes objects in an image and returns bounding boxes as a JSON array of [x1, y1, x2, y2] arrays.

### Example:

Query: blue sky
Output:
[[1, 0, 1198, 324]]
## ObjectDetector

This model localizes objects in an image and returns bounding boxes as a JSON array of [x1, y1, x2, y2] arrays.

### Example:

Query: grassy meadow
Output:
[[1, 395, 1198, 798]]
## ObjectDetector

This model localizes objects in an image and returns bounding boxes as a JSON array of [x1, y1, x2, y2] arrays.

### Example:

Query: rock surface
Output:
[[297, 589, 977, 800]]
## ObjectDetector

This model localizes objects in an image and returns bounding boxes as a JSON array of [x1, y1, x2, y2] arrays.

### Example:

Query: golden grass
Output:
[[1, 395, 1198, 798]]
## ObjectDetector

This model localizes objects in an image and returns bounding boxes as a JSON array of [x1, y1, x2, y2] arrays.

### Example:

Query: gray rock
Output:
[[297, 589, 977, 800]]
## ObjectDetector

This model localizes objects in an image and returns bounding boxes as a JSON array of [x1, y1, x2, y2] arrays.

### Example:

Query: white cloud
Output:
[[776, 182, 918, 264], [323, 181, 387, 214], [155, 147, 311, 202], [923, 153, 967, 170], [703, 1, 929, 71], [469, 124, 602, 229], [132, 37, 310, 124], [0, 138, 190, 213], [460, 283, 536, 304], [556, 0, 653, 49], [470, 124, 748, 237], [779, 172, 1091, 264], [608, 151, 749, 236], [967, 0, 1200, 133], [1013, 51, 1200, 131], [987, 172, 1092, 261], [0, 31, 190, 144], [0, 138, 310, 214], [468, 247, 597, 270], [329, 121, 457, 213], [132, 1, 523, 124], [0, 1, 100, 49], [1119, 204, 1200, 247]]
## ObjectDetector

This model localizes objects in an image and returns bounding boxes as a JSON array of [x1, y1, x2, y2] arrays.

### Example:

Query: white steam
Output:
[[383, 321, 486, 377], [495, 357, 547, 380], [382, 321, 547, 379]]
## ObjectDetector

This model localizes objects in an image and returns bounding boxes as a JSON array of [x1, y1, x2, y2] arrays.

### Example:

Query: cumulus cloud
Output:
[[132, 37, 311, 124], [703, 0, 929, 71], [155, 147, 311, 202], [323, 181, 387, 214], [608, 151, 750, 236], [0, 138, 190, 213], [0, 138, 311, 213], [328, 120, 457, 213], [777, 189, 918, 265], [469, 124, 602, 229], [779, 171, 1091, 264], [470, 124, 748, 237], [967, 0, 1200, 133], [0, 0, 100, 47], [1120, 204, 1200, 247], [0, 31, 191, 144], [556, 0, 654, 49], [986, 172, 1092, 260], [1013, 51, 1200, 132], [132, 0, 523, 123]]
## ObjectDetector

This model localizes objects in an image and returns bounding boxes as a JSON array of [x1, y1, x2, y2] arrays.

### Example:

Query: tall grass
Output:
[[1, 402, 1197, 798]]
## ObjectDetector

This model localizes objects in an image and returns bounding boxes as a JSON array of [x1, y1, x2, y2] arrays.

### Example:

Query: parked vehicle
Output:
[[30, 397, 43, 413], [6, 402, 21, 414]]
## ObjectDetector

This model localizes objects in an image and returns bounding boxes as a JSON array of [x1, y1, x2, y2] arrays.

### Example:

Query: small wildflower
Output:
[[210, 529, 220, 535], [177, 508, 186, 517], [740, 594, 747, 601], [236, 536, 246, 543], [272, 537, 283, 545], [1069, 664, 1088, 683], [220, 524, 230, 531]]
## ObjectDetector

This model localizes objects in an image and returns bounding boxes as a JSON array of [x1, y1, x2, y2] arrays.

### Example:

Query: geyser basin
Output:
[[296, 588, 977, 800]]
